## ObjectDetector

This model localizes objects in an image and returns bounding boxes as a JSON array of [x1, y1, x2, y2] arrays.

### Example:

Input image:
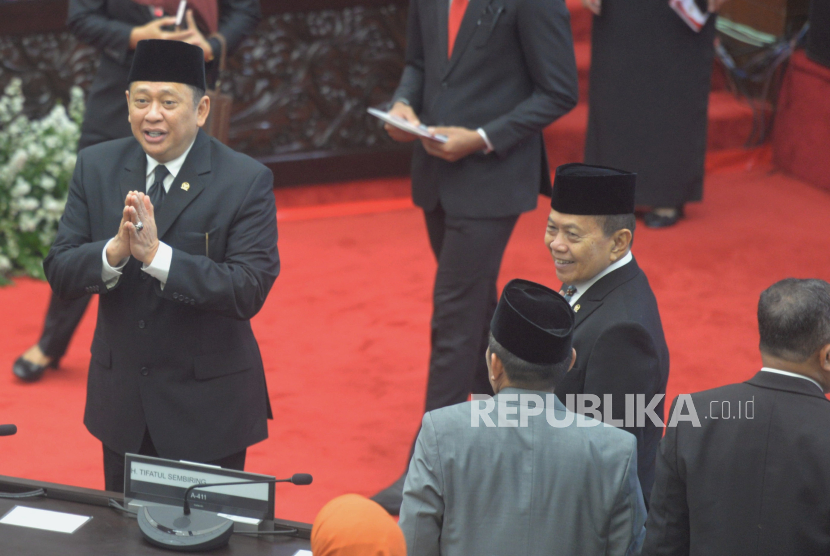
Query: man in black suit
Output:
[[43, 40, 279, 491], [374, 0, 578, 513], [643, 278, 830, 556], [13, 0, 260, 382], [545, 163, 669, 506]]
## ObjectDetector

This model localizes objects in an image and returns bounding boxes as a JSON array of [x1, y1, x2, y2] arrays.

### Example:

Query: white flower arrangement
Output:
[[0, 78, 84, 284]]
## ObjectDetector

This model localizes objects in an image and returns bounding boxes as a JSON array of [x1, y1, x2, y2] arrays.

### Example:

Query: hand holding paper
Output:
[[419, 126, 487, 162], [381, 102, 422, 142], [669, 0, 710, 32]]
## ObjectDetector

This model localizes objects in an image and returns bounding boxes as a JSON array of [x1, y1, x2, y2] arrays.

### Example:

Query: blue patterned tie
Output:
[[149, 165, 169, 211], [561, 285, 577, 303]]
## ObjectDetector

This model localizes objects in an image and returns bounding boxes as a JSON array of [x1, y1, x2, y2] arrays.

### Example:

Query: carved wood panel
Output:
[[0, 1, 409, 179], [224, 5, 407, 157]]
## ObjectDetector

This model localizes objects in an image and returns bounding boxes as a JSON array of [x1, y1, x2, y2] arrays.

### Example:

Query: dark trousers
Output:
[[422, 204, 519, 412], [37, 293, 91, 361], [103, 429, 247, 493]]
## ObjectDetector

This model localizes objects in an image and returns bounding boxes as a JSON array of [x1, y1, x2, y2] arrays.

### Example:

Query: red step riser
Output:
[[544, 91, 757, 165]]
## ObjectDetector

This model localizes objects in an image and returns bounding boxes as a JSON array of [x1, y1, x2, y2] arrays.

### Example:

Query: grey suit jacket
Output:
[[400, 388, 646, 556], [395, 0, 578, 218]]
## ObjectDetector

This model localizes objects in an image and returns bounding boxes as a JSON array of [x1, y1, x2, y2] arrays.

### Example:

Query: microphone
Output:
[[0, 425, 17, 437], [138, 472, 312, 552], [183, 472, 312, 515]]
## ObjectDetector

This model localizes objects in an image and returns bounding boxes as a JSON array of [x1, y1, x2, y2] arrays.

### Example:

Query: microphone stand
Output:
[[0, 425, 43, 499], [138, 472, 313, 551]]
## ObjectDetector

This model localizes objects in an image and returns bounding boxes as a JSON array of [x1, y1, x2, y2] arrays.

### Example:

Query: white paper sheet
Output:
[[668, 0, 710, 32], [367, 108, 449, 143], [0, 505, 92, 534], [293, 551, 313, 556]]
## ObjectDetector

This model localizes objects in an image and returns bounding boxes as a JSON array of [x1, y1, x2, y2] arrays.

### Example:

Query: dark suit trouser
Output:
[[422, 204, 518, 413], [37, 293, 91, 361], [103, 430, 247, 493]]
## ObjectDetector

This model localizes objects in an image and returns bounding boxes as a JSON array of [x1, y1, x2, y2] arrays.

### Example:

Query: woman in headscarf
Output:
[[311, 494, 406, 556]]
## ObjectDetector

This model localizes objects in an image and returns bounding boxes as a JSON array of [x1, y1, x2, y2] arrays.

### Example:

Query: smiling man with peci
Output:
[[545, 163, 670, 507], [43, 39, 280, 492]]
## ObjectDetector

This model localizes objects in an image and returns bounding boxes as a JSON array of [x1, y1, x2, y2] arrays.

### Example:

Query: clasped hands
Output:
[[129, 10, 214, 62], [106, 192, 159, 267], [384, 102, 486, 163]]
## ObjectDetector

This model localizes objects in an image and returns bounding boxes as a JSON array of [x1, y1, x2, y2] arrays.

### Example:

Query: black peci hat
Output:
[[551, 163, 636, 215], [128, 39, 207, 91], [490, 279, 575, 365]]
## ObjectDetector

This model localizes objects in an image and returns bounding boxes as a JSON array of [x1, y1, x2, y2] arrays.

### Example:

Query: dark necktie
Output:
[[149, 165, 169, 211], [561, 285, 577, 303]]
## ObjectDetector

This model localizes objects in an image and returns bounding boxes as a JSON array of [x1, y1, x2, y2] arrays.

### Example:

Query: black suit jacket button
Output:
[[173, 293, 179, 300], [140, 367, 149, 376], [190, 299, 195, 305], [138, 320, 146, 329]]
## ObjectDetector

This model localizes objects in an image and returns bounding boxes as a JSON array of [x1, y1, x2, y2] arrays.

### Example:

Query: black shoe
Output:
[[644, 206, 684, 229], [12, 356, 57, 382], [370, 473, 407, 516]]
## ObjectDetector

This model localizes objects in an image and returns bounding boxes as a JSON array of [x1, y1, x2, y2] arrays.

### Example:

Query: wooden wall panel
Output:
[[0, 0, 413, 186]]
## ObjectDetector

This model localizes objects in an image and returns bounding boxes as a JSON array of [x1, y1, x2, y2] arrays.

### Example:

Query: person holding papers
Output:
[[373, 0, 578, 514], [581, 0, 729, 228]]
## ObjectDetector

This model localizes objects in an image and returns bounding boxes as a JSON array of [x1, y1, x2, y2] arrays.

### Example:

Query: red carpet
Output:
[[1, 160, 829, 523]]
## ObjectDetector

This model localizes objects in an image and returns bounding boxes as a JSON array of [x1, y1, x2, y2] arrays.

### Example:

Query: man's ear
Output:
[[490, 351, 505, 382], [125, 90, 131, 124], [196, 95, 211, 128], [609, 228, 632, 261], [567, 348, 576, 372], [821, 344, 830, 372]]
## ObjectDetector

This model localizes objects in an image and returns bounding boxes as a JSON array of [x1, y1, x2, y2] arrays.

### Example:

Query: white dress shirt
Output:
[[101, 139, 196, 290], [567, 251, 633, 306], [760, 367, 824, 393]]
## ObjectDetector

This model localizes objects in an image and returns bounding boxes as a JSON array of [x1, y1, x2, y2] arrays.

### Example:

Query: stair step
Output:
[[543, 92, 757, 166]]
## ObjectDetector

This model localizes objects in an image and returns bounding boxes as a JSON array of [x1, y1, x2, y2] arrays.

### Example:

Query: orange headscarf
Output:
[[311, 494, 407, 556]]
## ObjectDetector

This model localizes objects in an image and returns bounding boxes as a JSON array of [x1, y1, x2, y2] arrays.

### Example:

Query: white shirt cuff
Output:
[[477, 128, 494, 153], [102, 239, 129, 290], [141, 241, 172, 290]]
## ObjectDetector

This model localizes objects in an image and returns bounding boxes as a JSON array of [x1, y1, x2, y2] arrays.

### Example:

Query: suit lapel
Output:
[[120, 145, 147, 205], [573, 258, 642, 328], [155, 131, 212, 240], [436, 0, 450, 72], [443, 0, 489, 79]]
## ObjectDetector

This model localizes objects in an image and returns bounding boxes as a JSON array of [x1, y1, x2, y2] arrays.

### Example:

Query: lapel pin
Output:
[[574, 304, 581, 313], [181, 182, 190, 191]]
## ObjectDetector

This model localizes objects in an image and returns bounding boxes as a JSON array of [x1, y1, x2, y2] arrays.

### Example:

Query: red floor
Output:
[[1, 159, 829, 524]]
